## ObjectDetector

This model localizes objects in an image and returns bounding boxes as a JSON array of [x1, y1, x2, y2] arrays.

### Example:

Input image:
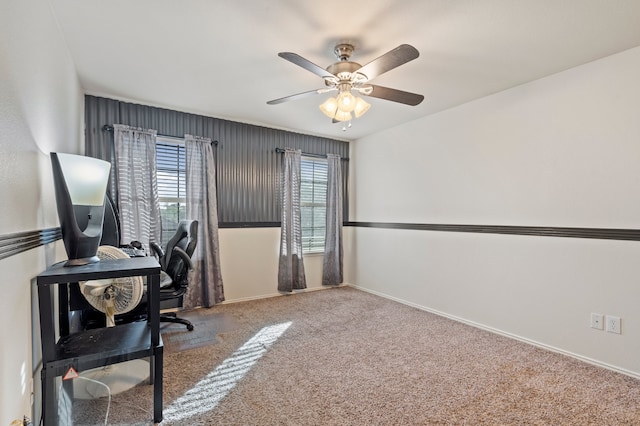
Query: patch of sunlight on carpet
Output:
[[163, 321, 292, 422]]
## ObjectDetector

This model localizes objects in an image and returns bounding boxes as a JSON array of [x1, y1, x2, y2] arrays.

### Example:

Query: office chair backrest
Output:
[[100, 194, 120, 247], [164, 220, 198, 286]]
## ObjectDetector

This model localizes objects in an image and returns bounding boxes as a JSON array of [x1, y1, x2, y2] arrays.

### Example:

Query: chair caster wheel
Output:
[[187, 324, 194, 331]]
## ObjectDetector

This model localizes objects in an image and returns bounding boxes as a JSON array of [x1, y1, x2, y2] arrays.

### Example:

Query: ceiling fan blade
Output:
[[354, 44, 419, 81], [364, 84, 424, 106], [267, 88, 333, 105], [278, 52, 336, 80]]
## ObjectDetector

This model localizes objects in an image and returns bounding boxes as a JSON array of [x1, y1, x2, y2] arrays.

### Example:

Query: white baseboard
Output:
[[347, 284, 640, 381], [221, 284, 348, 305]]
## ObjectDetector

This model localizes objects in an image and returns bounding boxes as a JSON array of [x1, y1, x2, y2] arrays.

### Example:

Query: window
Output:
[[156, 137, 186, 246], [300, 157, 328, 253]]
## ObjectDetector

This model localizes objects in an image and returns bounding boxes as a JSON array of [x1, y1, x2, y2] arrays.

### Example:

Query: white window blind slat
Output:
[[300, 157, 328, 253], [156, 138, 187, 245]]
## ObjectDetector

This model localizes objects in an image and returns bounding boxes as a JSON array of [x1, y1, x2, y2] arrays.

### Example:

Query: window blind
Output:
[[300, 157, 328, 253], [156, 139, 186, 245]]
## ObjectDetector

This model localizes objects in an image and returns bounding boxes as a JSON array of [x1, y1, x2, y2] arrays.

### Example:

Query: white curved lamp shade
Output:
[[56, 153, 111, 205], [353, 97, 371, 118], [336, 91, 356, 113], [333, 109, 352, 122], [319, 97, 338, 118]]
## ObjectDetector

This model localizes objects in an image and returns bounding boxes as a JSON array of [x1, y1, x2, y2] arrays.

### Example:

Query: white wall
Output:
[[0, 0, 83, 422], [219, 227, 339, 302], [348, 46, 640, 376]]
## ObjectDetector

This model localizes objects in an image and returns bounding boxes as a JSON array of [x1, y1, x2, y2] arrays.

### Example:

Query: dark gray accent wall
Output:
[[85, 95, 350, 224]]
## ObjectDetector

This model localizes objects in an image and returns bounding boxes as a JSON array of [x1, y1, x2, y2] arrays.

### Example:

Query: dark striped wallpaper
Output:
[[85, 95, 350, 223]]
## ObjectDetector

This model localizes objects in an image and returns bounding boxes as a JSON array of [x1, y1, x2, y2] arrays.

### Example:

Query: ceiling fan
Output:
[[267, 43, 424, 125]]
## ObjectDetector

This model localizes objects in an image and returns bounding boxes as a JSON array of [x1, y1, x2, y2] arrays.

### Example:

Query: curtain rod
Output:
[[102, 125, 218, 146], [274, 147, 349, 161]]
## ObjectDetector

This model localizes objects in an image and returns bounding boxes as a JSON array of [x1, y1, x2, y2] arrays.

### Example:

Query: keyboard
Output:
[[119, 247, 147, 257]]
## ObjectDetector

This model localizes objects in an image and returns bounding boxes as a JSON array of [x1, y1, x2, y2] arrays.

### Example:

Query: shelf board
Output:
[[47, 322, 162, 374], [37, 257, 160, 285]]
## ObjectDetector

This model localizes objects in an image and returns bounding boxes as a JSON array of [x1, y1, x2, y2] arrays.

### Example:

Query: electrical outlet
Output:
[[606, 315, 621, 334], [590, 313, 604, 330]]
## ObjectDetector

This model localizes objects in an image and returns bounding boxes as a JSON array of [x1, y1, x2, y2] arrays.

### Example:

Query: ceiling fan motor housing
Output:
[[326, 61, 362, 77], [327, 43, 364, 83], [334, 43, 354, 61]]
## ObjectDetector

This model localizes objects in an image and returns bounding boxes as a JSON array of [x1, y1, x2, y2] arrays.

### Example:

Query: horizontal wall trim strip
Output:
[[0, 228, 62, 261], [345, 222, 640, 242], [218, 222, 281, 228]]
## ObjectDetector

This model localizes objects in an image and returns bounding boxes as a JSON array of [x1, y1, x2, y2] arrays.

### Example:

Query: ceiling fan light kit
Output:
[[319, 91, 370, 123], [268, 42, 424, 129]]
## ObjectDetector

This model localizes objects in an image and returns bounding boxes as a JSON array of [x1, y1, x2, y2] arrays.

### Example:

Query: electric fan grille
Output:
[[79, 246, 144, 323]]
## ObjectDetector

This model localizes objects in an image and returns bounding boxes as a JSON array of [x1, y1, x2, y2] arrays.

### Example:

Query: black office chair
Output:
[[149, 220, 198, 331]]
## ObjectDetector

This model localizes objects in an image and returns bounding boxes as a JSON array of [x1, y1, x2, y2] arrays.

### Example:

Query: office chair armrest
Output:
[[149, 241, 165, 259], [171, 246, 194, 270]]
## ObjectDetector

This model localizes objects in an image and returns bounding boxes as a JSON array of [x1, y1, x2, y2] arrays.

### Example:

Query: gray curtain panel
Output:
[[113, 124, 162, 249], [278, 149, 307, 292], [185, 135, 225, 307], [322, 154, 343, 285]]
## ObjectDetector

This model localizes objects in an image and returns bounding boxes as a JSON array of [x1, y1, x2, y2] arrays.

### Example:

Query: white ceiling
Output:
[[50, 0, 640, 141]]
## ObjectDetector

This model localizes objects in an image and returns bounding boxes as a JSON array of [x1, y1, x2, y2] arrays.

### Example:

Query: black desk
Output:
[[37, 257, 163, 424]]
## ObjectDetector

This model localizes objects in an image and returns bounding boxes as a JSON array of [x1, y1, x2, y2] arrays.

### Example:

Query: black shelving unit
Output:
[[37, 257, 163, 424]]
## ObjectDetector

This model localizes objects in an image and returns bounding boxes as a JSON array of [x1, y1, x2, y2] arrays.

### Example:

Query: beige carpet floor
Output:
[[71, 286, 640, 425]]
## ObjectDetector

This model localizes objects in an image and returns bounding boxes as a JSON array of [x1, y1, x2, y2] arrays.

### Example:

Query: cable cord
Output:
[[58, 377, 112, 426]]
